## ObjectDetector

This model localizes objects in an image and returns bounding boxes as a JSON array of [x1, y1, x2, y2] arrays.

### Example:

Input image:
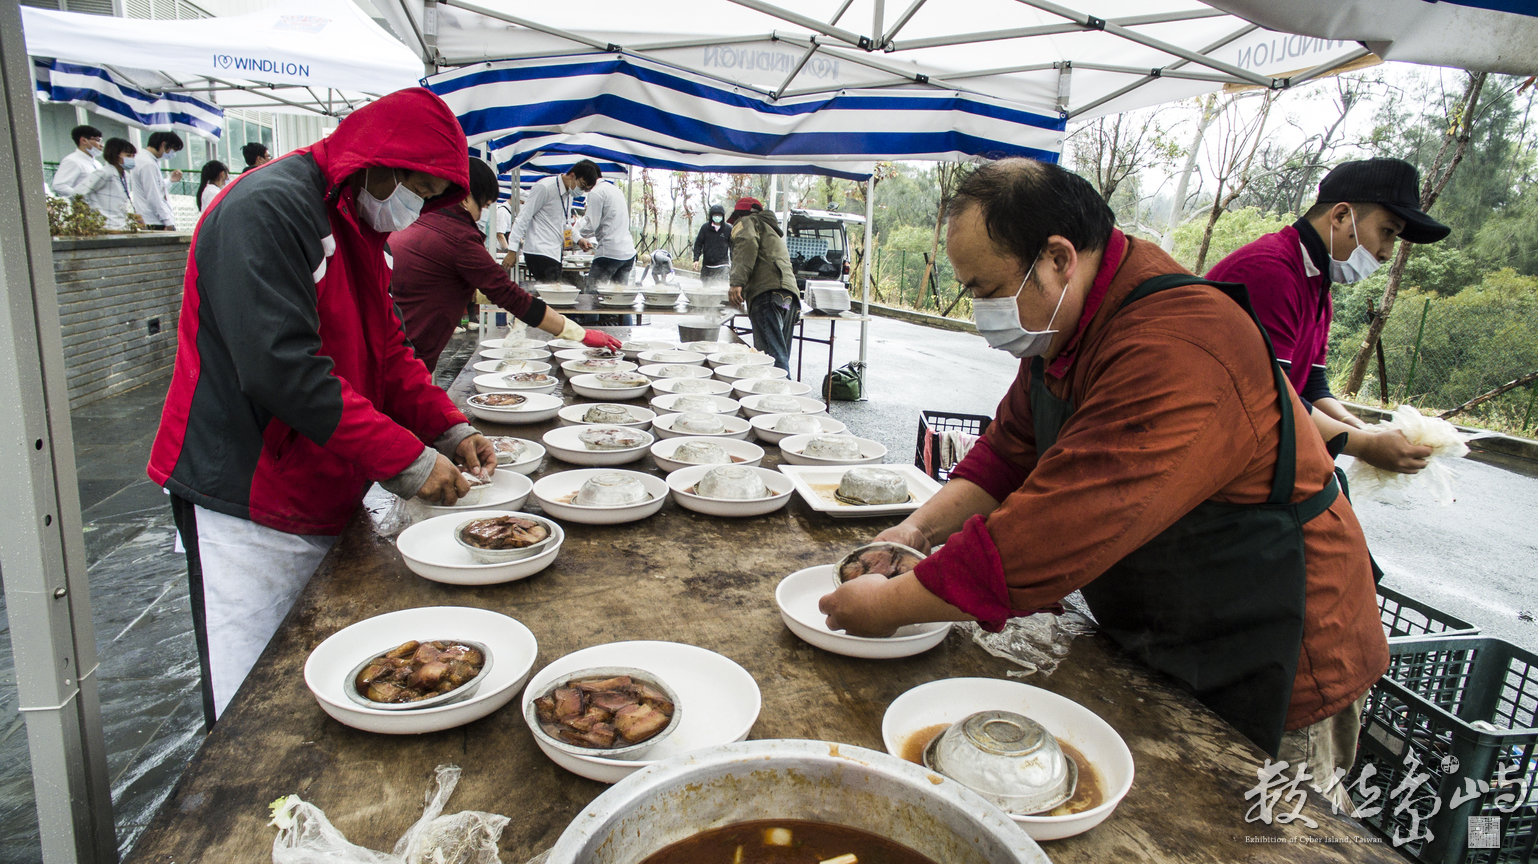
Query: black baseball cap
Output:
[[1316, 158, 1450, 244]]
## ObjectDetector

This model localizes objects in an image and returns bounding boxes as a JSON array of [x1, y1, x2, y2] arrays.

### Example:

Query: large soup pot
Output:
[[546, 739, 1051, 864]]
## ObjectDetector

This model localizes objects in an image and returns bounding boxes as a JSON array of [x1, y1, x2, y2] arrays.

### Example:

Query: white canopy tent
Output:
[[21, 0, 424, 118]]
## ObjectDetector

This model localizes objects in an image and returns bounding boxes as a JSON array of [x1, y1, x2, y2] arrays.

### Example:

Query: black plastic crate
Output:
[[915, 410, 992, 481], [1348, 637, 1538, 863], [1380, 585, 1481, 642]]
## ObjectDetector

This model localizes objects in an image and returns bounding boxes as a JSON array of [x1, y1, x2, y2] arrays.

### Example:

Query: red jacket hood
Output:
[[309, 87, 468, 214]]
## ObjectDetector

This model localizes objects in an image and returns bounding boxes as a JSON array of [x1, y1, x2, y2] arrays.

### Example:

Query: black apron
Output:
[[1030, 273, 1337, 757]]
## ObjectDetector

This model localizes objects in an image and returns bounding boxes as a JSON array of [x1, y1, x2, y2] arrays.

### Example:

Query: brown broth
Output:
[[808, 482, 848, 506], [637, 819, 937, 864], [898, 724, 1105, 816]]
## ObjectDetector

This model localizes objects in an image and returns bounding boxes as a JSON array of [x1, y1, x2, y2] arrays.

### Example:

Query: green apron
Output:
[[1029, 274, 1337, 757]]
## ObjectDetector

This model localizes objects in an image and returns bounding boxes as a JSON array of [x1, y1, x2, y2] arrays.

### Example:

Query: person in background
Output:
[[77, 138, 135, 231], [51, 124, 103, 198], [727, 197, 800, 371], [495, 196, 514, 254], [391, 159, 622, 372], [577, 179, 637, 289], [693, 203, 731, 288], [1205, 158, 1443, 475], [130, 130, 183, 230], [645, 248, 675, 286], [197, 160, 230, 212], [505, 161, 599, 283], [149, 88, 494, 724], [242, 142, 271, 172]]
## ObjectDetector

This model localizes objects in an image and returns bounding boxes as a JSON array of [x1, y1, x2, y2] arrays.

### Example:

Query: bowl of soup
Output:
[[543, 739, 1048, 864]]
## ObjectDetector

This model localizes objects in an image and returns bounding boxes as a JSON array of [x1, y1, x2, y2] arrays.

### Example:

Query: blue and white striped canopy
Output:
[[34, 58, 223, 140], [426, 54, 1066, 180]]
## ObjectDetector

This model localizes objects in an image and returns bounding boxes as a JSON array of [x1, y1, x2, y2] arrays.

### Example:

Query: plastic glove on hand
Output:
[[581, 329, 623, 351]]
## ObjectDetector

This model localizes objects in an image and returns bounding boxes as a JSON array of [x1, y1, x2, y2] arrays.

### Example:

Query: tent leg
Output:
[[858, 174, 875, 399], [0, 4, 117, 862]]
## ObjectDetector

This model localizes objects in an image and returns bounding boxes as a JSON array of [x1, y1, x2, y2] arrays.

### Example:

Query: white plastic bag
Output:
[[376, 495, 436, 538], [271, 764, 508, 864], [1344, 405, 1471, 506]]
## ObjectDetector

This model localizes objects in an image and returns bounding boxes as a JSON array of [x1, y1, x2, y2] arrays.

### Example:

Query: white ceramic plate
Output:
[[777, 463, 942, 518], [649, 436, 765, 473], [666, 465, 793, 517], [776, 565, 951, 658], [777, 433, 887, 465], [542, 425, 655, 467], [537, 288, 580, 304], [520, 640, 761, 783], [397, 510, 563, 585], [557, 403, 656, 430], [472, 359, 553, 375], [650, 377, 734, 398], [554, 348, 602, 362], [561, 358, 639, 378], [881, 678, 1135, 840], [684, 292, 729, 307], [474, 372, 561, 395], [737, 394, 828, 419], [638, 363, 713, 381], [484, 438, 546, 476], [649, 393, 740, 416], [465, 391, 564, 424], [638, 349, 705, 366], [546, 338, 586, 350], [683, 341, 728, 354], [641, 293, 681, 307], [531, 469, 669, 525], [476, 345, 551, 359], [569, 373, 653, 401], [714, 363, 790, 384], [705, 351, 775, 369], [651, 413, 752, 441], [620, 340, 673, 359], [418, 469, 533, 514], [599, 295, 641, 307], [731, 379, 815, 399], [304, 606, 538, 734], [748, 414, 849, 445]]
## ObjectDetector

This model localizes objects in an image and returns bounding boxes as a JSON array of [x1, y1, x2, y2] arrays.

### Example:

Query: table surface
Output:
[[123, 333, 1398, 864]]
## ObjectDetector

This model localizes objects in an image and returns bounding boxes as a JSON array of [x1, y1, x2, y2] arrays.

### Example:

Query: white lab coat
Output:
[[506, 175, 573, 260], [577, 181, 637, 260], [52, 149, 101, 198], [129, 156, 176, 228]]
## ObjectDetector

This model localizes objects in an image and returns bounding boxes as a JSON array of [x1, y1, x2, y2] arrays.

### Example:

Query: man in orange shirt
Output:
[[822, 159, 1386, 799]]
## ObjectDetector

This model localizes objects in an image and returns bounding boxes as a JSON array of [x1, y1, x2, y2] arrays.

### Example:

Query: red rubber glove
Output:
[[581, 329, 623, 351]]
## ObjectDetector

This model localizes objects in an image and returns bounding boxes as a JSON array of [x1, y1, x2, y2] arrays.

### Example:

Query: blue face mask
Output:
[[120, 156, 137, 170]]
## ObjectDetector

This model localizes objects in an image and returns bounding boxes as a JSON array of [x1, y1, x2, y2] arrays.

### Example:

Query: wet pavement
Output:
[[0, 312, 1534, 862]]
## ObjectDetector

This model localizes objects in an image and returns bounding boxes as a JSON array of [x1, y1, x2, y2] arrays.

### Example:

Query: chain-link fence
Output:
[[863, 246, 971, 318], [1329, 283, 1538, 435]]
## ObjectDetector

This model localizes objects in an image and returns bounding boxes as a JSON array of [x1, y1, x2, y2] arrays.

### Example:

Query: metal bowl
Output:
[[343, 638, 494, 712], [523, 665, 683, 759], [452, 514, 558, 564], [833, 541, 927, 589], [924, 710, 1078, 816], [544, 739, 1049, 864]]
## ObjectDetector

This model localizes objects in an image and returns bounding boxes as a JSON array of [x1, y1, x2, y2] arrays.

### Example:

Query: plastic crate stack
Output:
[[914, 410, 991, 482], [1380, 585, 1481, 642], [1347, 631, 1538, 864]]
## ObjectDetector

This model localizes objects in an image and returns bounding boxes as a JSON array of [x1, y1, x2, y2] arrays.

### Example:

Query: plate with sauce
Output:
[[881, 677, 1135, 841]]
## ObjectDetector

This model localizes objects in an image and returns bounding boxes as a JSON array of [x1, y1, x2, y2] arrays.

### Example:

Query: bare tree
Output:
[[1069, 109, 1180, 203], [1161, 94, 1221, 251], [1343, 71, 1489, 397], [1192, 90, 1278, 273], [917, 161, 967, 310]]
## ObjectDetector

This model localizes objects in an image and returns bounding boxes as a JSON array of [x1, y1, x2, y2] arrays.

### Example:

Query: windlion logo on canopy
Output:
[[211, 54, 311, 77]]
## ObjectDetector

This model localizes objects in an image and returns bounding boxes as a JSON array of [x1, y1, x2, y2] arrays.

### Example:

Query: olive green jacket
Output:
[[728, 210, 799, 307]]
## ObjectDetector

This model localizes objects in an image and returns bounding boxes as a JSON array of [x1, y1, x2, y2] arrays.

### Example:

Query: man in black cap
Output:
[[1207, 158, 1447, 473]]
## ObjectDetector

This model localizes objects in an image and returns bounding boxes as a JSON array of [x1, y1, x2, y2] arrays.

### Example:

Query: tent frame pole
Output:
[[859, 175, 874, 377], [1, 3, 116, 860]]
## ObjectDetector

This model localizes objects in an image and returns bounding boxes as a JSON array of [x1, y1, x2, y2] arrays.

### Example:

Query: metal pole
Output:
[[859, 175, 874, 374], [0, 0, 117, 859], [1404, 298, 1432, 399]]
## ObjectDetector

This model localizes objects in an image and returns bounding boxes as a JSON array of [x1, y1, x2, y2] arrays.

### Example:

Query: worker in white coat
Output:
[[51, 124, 103, 198], [130, 130, 184, 230]]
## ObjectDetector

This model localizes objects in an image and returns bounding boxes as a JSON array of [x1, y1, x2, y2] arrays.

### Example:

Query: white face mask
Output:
[[971, 256, 1068, 358], [1329, 206, 1383, 283], [120, 156, 137, 170], [357, 168, 424, 233], [711, 215, 723, 224]]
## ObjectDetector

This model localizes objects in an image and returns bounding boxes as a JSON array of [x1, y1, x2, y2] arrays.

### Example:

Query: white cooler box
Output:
[[805, 279, 851, 313]]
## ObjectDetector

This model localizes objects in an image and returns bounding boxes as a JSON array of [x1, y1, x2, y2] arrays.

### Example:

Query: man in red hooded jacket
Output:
[[149, 88, 493, 724]]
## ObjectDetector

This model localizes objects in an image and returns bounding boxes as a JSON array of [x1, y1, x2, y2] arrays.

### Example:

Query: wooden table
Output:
[[124, 335, 1400, 864]]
